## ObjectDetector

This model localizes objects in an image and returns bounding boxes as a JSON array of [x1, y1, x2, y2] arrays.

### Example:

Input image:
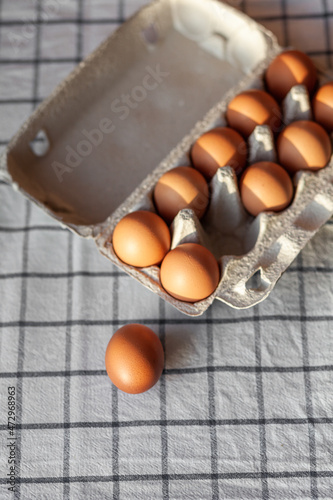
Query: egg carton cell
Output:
[[1, 0, 333, 316]]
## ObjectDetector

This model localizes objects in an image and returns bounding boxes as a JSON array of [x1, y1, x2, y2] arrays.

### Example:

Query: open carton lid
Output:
[[0, 0, 273, 233]]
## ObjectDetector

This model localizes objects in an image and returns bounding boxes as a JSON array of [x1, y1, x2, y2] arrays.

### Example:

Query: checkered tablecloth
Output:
[[1, 1, 333, 499]]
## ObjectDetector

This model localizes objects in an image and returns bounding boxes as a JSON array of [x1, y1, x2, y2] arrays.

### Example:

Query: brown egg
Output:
[[277, 120, 332, 174], [313, 82, 333, 132], [105, 324, 164, 394], [226, 89, 281, 138], [265, 50, 317, 101], [112, 210, 170, 267], [153, 166, 209, 224], [240, 161, 294, 217], [160, 243, 220, 302], [191, 127, 248, 178]]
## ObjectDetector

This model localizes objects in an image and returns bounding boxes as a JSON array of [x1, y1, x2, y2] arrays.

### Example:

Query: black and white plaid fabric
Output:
[[0, 1, 333, 499]]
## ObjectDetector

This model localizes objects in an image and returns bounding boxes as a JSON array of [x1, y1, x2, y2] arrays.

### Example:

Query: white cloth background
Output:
[[0, 1, 333, 499]]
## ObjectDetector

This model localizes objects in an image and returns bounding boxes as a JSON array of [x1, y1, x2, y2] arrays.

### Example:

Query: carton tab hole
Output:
[[29, 129, 50, 157], [141, 23, 159, 47]]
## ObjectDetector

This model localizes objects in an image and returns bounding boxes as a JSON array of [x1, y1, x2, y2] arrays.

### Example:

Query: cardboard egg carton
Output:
[[1, 0, 333, 316]]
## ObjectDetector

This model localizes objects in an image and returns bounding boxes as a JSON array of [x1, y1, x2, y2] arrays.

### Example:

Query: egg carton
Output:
[[1, 0, 333, 316]]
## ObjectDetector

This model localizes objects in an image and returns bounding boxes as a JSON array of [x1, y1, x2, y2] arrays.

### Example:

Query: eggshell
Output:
[[191, 126, 248, 178], [153, 166, 209, 223], [265, 50, 317, 102], [226, 89, 281, 138], [105, 324, 164, 394], [312, 82, 333, 132], [160, 242, 220, 302], [277, 120, 332, 174], [240, 161, 294, 217], [112, 210, 171, 267]]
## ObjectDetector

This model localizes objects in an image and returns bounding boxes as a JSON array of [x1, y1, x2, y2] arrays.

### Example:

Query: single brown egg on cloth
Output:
[[105, 324, 164, 394], [160, 243, 220, 303], [265, 49, 317, 102], [312, 82, 333, 133], [240, 161, 294, 217], [190, 126, 248, 179], [226, 89, 281, 138], [277, 120, 332, 174], [153, 166, 209, 224], [112, 210, 171, 267]]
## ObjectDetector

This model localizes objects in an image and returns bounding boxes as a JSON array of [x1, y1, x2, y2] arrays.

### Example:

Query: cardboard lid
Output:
[[3, 0, 272, 229]]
